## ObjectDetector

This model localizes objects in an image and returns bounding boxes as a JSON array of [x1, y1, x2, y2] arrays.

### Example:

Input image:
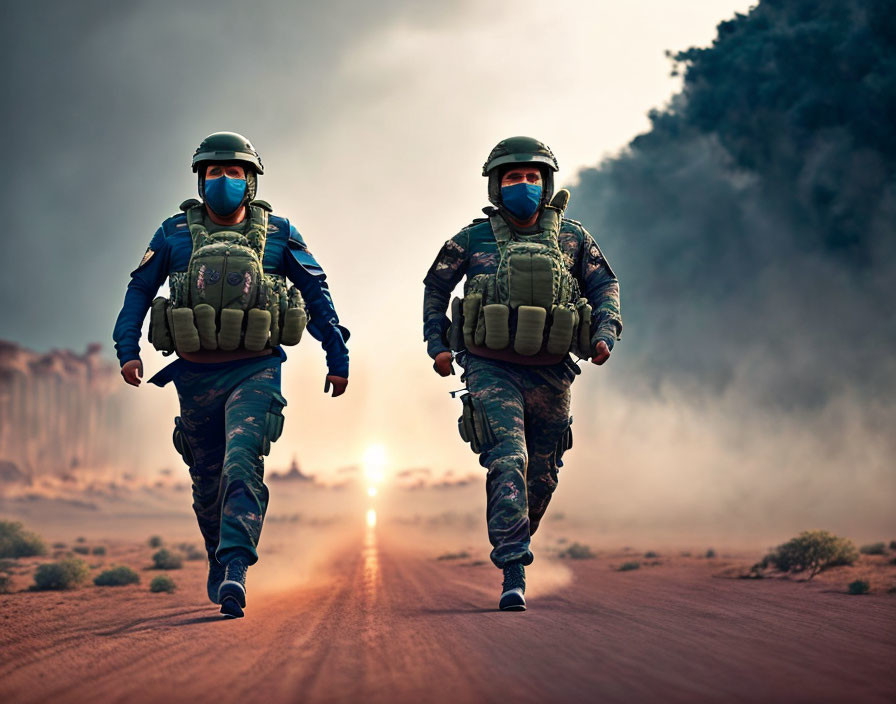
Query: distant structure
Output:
[[269, 455, 314, 482], [0, 340, 124, 481]]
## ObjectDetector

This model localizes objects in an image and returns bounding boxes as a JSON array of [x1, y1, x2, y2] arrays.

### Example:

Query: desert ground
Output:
[[1, 498, 895, 704]]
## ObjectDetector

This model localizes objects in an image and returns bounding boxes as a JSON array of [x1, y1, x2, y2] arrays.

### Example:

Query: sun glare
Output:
[[366, 508, 377, 527], [363, 443, 387, 484]]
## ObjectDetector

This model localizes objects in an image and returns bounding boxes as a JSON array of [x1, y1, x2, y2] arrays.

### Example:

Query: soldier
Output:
[[422, 137, 621, 611], [113, 132, 350, 618]]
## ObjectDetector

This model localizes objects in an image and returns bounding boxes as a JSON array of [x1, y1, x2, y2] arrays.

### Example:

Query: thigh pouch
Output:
[[172, 416, 196, 467], [261, 392, 287, 457], [457, 392, 496, 455]]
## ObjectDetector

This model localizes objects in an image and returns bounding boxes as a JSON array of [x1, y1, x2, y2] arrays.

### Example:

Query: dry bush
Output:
[[848, 579, 870, 595], [32, 557, 89, 590], [177, 543, 206, 561], [0, 521, 47, 559], [150, 574, 176, 593], [559, 543, 595, 560], [859, 542, 886, 555], [94, 566, 140, 587], [151, 549, 183, 570], [756, 530, 858, 579]]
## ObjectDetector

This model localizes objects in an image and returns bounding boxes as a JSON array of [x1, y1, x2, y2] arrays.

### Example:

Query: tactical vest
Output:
[[148, 200, 308, 355], [452, 204, 594, 360]]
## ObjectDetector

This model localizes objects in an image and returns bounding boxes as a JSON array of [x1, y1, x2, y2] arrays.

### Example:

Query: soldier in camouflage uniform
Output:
[[113, 132, 350, 618], [423, 137, 621, 611]]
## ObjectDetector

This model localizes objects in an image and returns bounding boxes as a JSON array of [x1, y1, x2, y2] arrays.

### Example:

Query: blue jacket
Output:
[[112, 209, 350, 377]]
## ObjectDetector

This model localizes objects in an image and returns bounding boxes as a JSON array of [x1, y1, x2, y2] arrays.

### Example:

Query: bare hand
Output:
[[121, 359, 143, 386], [324, 375, 348, 397], [434, 351, 454, 377], [591, 341, 611, 366]]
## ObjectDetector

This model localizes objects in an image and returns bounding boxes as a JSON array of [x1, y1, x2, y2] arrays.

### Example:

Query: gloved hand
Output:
[[591, 341, 611, 366], [121, 359, 143, 387], [324, 375, 348, 397], [433, 351, 454, 377]]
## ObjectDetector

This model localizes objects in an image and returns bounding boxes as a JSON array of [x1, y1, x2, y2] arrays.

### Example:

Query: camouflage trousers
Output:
[[157, 353, 286, 566], [463, 353, 577, 568]]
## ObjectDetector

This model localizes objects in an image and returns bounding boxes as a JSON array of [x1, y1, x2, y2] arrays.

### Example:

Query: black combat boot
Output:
[[218, 555, 250, 618], [499, 561, 526, 611], [207, 557, 226, 605]]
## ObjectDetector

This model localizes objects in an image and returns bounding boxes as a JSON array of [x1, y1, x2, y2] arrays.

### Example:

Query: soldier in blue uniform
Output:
[[423, 137, 621, 611], [113, 132, 350, 618]]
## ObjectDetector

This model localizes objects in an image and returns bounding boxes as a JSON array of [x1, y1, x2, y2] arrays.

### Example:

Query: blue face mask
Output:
[[501, 182, 542, 220], [204, 175, 247, 215]]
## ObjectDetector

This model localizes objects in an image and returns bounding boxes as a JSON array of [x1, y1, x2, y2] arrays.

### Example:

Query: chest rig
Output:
[[148, 200, 308, 355], [453, 196, 594, 360]]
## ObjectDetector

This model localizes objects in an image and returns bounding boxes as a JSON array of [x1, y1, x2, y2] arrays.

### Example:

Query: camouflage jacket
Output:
[[113, 208, 350, 377], [422, 210, 622, 360]]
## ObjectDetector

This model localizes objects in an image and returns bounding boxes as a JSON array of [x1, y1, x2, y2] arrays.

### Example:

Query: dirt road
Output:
[[2, 527, 894, 703]]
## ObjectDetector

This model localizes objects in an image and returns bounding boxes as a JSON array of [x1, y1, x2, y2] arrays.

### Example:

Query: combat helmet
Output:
[[192, 131, 264, 203], [483, 136, 559, 214]]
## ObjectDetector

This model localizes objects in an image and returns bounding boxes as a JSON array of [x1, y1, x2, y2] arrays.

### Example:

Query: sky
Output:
[[8, 1, 889, 541]]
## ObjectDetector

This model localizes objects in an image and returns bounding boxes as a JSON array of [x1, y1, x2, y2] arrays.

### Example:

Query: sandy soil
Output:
[[2, 522, 895, 704]]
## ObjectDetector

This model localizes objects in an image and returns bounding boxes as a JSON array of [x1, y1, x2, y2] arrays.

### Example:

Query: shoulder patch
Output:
[[137, 247, 155, 268]]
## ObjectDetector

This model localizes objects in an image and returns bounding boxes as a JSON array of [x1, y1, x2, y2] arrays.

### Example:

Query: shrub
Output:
[[705, 548, 717, 559], [151, 549, 183, 570], [72, 545, 90, 555], [559, 542, 595, 560], [52, 542, 67, 549], [94, 566, 140, 587], [644, 551, 659, 558], [177, 543, 206, 561], [32, 557, 89, 590], [889, 540, 896, 551], [75, 537, 86, 543], [0, 574, 11, 593], [149, 574, 176, 593], [436, 551, 471, 561], [859, 542, 886, 555], [148, 536, 163, 548], [0, 521, 47, 558], [757, 530, 858, 579], [848, 579, 870, 595], [618, 561, 640, 571], [91, 546, 106, 556]]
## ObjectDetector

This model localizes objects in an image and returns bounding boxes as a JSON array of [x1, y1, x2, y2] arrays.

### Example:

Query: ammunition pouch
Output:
[[446, 209, 595, 359], [457, 392, 495, 454], [172, 416, 195, 467], [447, 297, 465, 352], [149, 201, 308, 356], [261, 392, 287, 457]]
